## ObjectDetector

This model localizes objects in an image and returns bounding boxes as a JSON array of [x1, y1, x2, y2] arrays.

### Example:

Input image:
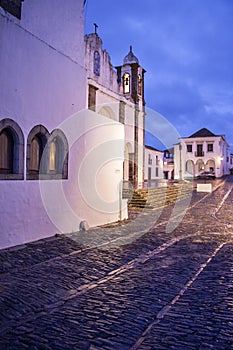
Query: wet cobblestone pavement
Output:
[[1, 177, 233, 349]]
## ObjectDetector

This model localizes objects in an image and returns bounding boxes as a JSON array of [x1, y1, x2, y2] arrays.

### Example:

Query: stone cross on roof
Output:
[[94, 23, 98, 34]]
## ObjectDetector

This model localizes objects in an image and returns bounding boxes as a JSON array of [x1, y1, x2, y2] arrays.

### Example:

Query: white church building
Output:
[[0, 0, 145, 249]]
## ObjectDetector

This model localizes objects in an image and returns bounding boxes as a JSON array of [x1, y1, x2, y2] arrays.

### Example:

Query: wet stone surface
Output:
[[1, 177, 233, 349]]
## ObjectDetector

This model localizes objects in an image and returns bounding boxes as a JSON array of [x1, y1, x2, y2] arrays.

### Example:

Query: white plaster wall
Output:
[[0, 13, 86, 130], [174, 144, 181, 180], [144, 148, 163, 180], [21, 0, 84, 63], [137, 112, 145, 183], [0, 7, 86, 249], [96, 93, 119, 122], [61, 110, 127, 228]]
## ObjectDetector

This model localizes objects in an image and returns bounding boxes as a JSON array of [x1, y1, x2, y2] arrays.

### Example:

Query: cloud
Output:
[[85, 0, 233, 150]]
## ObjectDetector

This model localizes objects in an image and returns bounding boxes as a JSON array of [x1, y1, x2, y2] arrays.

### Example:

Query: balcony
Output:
[[195, 151, 204, 157]]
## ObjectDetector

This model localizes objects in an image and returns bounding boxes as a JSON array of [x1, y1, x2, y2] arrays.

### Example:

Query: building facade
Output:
[[174, 128, 230, 179], [163, 149, 174, 180], [85, 34, 145, 187], [0, 1, 146, 249], [144, 146, 163, 181]]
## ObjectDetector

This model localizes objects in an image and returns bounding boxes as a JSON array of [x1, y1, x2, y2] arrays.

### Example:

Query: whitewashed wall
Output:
[[144, 147, 164, 180], [0, 1, 86, 249]]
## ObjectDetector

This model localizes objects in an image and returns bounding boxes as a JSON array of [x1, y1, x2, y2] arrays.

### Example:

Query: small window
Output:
[[187, 144, 192, 152], [0, 129, 13, 174], [123, 73, 130, 94], [148, 154, 152, 165], [27, 125, 49, 180], [155, 167, 159, 177], [156, 155, 159, 166], [93, 51, 100, 76], [29, 135, 43, 173], [48, 130, 69, 179], [207, 144, 213, 152], [0, 119, 24, 180]]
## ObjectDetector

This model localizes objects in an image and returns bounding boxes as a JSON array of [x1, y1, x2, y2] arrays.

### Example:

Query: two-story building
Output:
[[163, 149, 174, 180], [144, 146, 163, 181], [174, 128, 230, 179]]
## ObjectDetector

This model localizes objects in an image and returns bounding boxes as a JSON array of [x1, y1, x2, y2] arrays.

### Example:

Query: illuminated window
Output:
[[49, 141, 56, 172], [123, 73, 130, 94], [138, 74, 142, 95], [48, 130, 69, 179]]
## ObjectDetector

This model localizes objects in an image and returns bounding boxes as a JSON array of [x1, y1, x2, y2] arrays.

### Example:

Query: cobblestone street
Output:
[[1, 177, 233, 349]]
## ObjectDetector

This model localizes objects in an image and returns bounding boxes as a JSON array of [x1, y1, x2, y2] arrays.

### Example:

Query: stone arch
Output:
[[196, 159, 205, 175], [0, 118, 24, 180], [98, 106, 116, 120], [27, 125, 50, 180], [185, 159, 195, 177], [47, 129, 69, 179], [206, 159, 215, 172]]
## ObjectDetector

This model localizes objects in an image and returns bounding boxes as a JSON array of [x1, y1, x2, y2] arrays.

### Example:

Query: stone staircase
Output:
[[127, 182, 195, 217]]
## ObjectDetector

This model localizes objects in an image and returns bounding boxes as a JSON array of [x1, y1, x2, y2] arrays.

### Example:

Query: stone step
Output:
[[128, 183, 194, 211]]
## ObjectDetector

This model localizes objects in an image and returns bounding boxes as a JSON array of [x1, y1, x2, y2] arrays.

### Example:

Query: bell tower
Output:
[[116, 45, 146, 108], [116, 46, 146, 186]]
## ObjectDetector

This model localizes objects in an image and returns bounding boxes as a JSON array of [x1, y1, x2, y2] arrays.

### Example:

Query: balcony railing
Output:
[[195, 151, 204, 157]]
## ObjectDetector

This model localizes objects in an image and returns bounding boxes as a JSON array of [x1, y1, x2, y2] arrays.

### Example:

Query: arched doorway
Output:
[[196, 159, 205, 176], [206, 159, 215, 172]]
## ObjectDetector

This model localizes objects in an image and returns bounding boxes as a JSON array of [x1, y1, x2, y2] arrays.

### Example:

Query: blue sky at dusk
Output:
[[84, 0, 233, 151]]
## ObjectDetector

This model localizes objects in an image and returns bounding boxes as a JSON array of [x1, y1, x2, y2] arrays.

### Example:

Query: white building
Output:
[[0, 1, 146, 249], [144, 146, 163, 181], [174, 128, 230, 179], [163, 149, 174, 180]]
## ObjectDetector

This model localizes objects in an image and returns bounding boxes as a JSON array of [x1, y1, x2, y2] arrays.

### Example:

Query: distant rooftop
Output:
[[188, 128, 217, 138], [145, 145, 163, 153]]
